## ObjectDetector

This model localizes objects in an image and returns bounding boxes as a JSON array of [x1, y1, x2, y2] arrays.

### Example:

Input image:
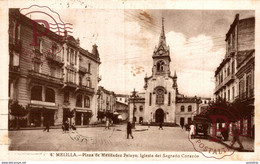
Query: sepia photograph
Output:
[[2, 1, 258, 161]]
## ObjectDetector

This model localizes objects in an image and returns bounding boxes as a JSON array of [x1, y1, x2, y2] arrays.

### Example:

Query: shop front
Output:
[[75, 109, 93, 125], [29, 105, 57, 127]]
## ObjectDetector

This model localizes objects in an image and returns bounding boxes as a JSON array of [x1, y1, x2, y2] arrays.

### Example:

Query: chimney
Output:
[[92, 44, 99, 57]]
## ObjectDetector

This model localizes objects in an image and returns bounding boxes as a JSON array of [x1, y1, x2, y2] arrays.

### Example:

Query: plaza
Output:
[[9, 125, 228, 151]]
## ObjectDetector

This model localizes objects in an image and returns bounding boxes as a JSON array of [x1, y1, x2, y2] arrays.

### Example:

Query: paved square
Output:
[[9, 125, 229, 151]]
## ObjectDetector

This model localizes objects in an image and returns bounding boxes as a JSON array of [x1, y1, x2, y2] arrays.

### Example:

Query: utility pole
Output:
[[131, 88, 137, 129]]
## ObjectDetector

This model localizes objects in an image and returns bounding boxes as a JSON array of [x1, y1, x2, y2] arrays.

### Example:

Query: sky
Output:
[[20, 8, 254, 97]]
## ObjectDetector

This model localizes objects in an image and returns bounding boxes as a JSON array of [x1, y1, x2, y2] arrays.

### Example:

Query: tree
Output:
[[97, 110, 105, 122], [9, 101, 28, 129], [85, 111, 93, 125]]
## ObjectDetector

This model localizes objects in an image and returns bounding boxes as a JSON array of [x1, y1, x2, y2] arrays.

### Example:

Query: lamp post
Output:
[[131, 88, 137, 129]]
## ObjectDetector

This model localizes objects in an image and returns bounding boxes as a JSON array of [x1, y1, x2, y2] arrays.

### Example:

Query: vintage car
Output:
[[193, 116, 210, 139]]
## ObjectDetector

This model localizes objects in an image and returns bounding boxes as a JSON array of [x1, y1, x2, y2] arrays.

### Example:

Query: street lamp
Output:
[[131, 88, 138, 129]]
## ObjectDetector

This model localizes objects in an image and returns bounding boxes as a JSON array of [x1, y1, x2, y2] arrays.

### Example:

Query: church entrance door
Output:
[[155, 108, 164, 123]]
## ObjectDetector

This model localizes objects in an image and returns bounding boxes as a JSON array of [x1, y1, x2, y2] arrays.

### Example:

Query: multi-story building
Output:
[[214, 14, 255, 136], [115, 94, 129, 121], [8, 9, 101, 127], [97, 86, 117, 117], [214, 14, 255, 103]]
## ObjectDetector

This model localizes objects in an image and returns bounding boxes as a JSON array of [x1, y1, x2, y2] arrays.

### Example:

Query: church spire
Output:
[[158, 17, 167, 48]]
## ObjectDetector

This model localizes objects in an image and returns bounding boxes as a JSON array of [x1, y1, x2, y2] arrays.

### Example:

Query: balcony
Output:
[[223, 74, 235, 85], [63, 81, 78, 90], [235, 89, 254, 102], [46, 54, 64, 66], [9, 65, 20, 73], [214, 74, 235, 94], [78, 66, 88, 74], [9, 39, 22, 53], [28, 70, 63, 85], [76, 84, 95, 94]]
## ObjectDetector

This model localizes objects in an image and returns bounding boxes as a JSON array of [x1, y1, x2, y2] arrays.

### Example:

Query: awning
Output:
[[29, 104, 58, 110]]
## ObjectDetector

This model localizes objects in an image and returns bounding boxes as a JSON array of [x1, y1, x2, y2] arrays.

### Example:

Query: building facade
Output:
[[115, 94, 129, 121], [97, 86, 117, 119], [214, 14, 255, 136], [129, 19, 200, 125], [8, 9, 101, 127]]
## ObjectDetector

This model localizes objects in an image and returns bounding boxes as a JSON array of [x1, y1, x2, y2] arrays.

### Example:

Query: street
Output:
[[9, 125, 230, 151]]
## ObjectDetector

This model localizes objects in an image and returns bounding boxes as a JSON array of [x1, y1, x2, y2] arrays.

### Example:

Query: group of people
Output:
[[188, 121, 244, 149], [62, 121, 77, 133]]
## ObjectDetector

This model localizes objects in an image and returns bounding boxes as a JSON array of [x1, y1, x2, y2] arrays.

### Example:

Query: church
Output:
[[129, 18, 200, 126]]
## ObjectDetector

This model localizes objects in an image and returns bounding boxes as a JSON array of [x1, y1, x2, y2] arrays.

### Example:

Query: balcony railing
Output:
[[214, 74, 235, 93], [46, 54, 64, 66], [9, 39, 22, 53], [78, 66, 88, 74], [9, 65, 20, 73], [76, 84, 95, 93], [236, 89, 254, 102], [28, 70, 63, 84]]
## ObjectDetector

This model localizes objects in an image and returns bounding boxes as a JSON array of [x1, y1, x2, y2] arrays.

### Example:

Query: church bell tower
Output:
[[152, 17, 171, 77]]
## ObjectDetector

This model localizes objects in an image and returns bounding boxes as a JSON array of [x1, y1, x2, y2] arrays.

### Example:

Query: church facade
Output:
[[129, 19, 200, 125]]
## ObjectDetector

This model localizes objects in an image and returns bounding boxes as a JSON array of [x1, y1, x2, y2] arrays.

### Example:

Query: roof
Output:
[[176, 97, 199, 103]]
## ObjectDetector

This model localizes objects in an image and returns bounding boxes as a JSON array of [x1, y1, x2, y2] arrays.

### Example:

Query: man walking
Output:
[[127, 122, 134, 139], [43, 120, 50, 132], [230, 123, 244, 149], [159, 122, 163, 130]]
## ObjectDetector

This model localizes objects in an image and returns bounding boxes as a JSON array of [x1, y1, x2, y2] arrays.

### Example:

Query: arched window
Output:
[[181, 105, 185, 112], [76, 95, 83, 107], [156, 60, 165, 72], [139, 106, 143, 112], [86, 78, 92, 88], [31, 86, 42, 101], [156, 89, 164, 105], [45, 87, 55, 103], [84, 96, 90, 108], [188, 105, 192, 112]]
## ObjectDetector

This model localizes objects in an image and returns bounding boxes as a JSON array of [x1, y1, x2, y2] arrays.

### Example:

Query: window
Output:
[[149, 93, 152, 106], [232, 87, 235, 100], [156, 89, 164, 105], [84, 96, 90, 108], [50, 67, 56, 77], [33, 62, 41, 73], [246, 74, 252, 97], [181, 106, 185, 112], [168, 92, 171, 106], [45, 88, 55, 103], [87, 79, 92, 88], [67, 48, 69, 62], [31, 86, 42, 101], [88, 63, 91, 73], [76, 95, 83, 107], [139, 106, 143, 112], [79, 76, 82, 86], [64, 92, 69, 103], [156, 60, 165, 72], [188, 105, 192, 112], [231, 61, 235, 74], [227, 89, 230, 101]]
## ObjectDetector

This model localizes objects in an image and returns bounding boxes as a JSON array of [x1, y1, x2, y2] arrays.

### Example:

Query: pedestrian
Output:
[[105, 120, 110, 129], [147, 119, 151, 128], [43, 120, 50, 132], [71, 123, 77, 133], [63, 121, 69, 133], [180, 122, 184, 129], [127, 122, 134, 139], [159, 122, 163, 130], [230, 123, 244, 149], [190, 122, 195, 139]]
